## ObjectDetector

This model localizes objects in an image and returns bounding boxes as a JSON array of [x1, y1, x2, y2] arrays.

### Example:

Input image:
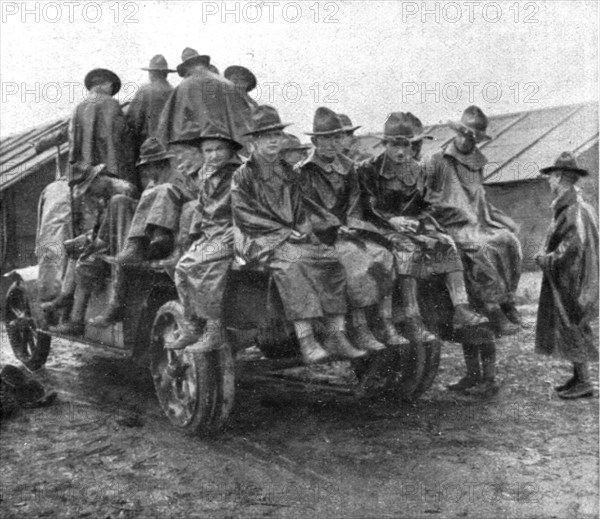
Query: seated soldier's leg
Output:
[[88, 266, 130, 327], [41, 258, 77, 312], [270, 242, 364, 360], [335, 238, 393, 351], [117, 185, 183, 264], [395, 275, 437, 343], [293, 319, 329, 364], [170, 238, 233, 351], [465, 342, 500, 397], [447, 344, 482, 392], [96, 194, 138, 254], [496, 230, 523, 324]]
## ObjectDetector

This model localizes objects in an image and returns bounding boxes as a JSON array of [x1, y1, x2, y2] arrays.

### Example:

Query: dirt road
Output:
[[1, 286, 598, 518]]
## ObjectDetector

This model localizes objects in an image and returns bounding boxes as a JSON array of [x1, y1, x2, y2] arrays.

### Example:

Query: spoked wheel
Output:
[[5, 282, 51, 371], [149, 301, 234, 436]]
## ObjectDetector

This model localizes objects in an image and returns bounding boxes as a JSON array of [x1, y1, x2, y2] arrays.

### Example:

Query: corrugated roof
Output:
[[357, 101, 598, 184], [0, 118, 69, 192], [0, 102, 131, 192]]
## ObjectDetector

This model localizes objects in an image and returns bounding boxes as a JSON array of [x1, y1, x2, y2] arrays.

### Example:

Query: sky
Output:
[[0, 0, 598, 139]]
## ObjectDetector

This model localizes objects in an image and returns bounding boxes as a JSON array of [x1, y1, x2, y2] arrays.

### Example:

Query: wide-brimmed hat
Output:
[[176, 47, 211, 77], [244, 105, 291, 136], [170, 121, 243, 151], [539, 151, 589, 177], [224, 65, 257, 92], [448, 105, 491, 142], [136, 137, 175, 166], [141, 54, 175, 73], [84, 68, 121, 96], [208, 64, 220, 75], [382, 112, 434, 143], [305, 107, 344, 136], [281, 133, 311, 152], [338, 114, 361, 133]]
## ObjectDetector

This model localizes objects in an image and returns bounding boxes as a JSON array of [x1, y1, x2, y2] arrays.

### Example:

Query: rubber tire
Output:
[[406, 338, 442, 401], [5, 283, 51, 371], [149, 300, 234, 436]]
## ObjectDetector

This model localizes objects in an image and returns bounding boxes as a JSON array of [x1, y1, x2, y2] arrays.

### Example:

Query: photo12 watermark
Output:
[[201, 1, 341, 24], [1, 1, 140, 24], [400, 1, 540, 24]]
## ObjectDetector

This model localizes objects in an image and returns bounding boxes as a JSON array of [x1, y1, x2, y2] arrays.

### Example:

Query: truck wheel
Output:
[[5, 283, 51, 371], [406, 338, 442, 400], [149, 301, 235, 435]]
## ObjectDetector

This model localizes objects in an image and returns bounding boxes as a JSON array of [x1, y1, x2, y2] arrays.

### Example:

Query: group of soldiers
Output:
[[37, 47, 597, 400]]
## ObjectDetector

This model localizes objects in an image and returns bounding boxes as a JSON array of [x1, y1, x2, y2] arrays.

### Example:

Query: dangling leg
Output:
[[349, 309, 386, 352], [49, 282, 90, 336], [294, 319, 329, 364], [445, 271, 489, 330], [395, 276, 436, 343], [372, 295, 404, 346], [321, 315, 366, 360], [467, 342, 500, 396]]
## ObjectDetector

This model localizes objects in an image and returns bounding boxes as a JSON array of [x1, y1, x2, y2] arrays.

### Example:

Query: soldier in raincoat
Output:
[[167, 125, 245, 351], [297, 107, 403, 353], [425, 106, 522, 337], [535, 152, 598, 399], [337, 114, 371, 163], [156, 48, 254, 180], [69, 68, 135, 186], [126, 55, 175, 163], [231, 106, 365, 364], [357, 112, 488, 348]]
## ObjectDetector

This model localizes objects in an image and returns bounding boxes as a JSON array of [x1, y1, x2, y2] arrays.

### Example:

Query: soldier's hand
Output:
[[389, 216, 419, 233]]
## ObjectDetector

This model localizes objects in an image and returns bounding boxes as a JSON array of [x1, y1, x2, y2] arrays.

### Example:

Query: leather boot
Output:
[[114, 238, 147, 265], [168, 317, 203, 350], [500, 301, 522, 325], [555, 365, 578, 392], [188, 320, 226, 353], [298, 335, 330, 364], [484, 304, 519, 337], [351, 323, 386, 352], [448, 344, 481, 392], [452, 304, 489, 330], [147, 227, 174, 260], [322, 331, 367, 360], [466, 343, 500, 396], [399, 315, 437, 344], [88, 269, 128, 328], [373, 318, 404, 346], [49, 284, 90, 336]]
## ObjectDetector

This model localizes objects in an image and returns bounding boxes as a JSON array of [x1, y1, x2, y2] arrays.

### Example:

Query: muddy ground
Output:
[[1, 272, 598, 519]]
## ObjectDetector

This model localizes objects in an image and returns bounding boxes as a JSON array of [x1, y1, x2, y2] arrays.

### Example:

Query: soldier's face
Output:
[[454, 130, 477, 154], [339, 132, 354, 152], [254, 131, 284, 157], [314, 134, 342, 160], [201, 140, 233, 168], [385, 139, 412, 164]]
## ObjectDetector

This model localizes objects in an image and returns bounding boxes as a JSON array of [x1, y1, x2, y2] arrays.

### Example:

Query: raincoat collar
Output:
[[444, 141, 488, 171], [303, 149, 353, 176], [198, 154, 242, 178], [551, 185, 580, 216]]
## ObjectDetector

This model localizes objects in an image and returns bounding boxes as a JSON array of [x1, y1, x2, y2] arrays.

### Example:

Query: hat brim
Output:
[[169, 135, 244, 152], [84, 68, 121, 96], [141, 67, 176, 73], [381, 133, 434, 143], [282, 145, 312, 152], [177, 55, 210, 77], [136, 152, 175, 166], [305, 129, 345, 137], [539, 165, 589, 177], [71, 164, 106, 195], [448, 121, 491, 142], [244, 123, 291, 136], [341, 125, 362, 133]]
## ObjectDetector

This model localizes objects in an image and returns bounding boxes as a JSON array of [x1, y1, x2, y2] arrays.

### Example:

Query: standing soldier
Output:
[[224, 65, 259, 110], [157, 48, 254, 180], [231, 105, 365, 364], [535, 152, 598, 399], [297, 107, 402, 352], [126, 55, 175, 166], [69, 68, 135, 186], [357, 112, 487, 346], [337, 114, 371, 163], [425, 106, 522, 336]]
